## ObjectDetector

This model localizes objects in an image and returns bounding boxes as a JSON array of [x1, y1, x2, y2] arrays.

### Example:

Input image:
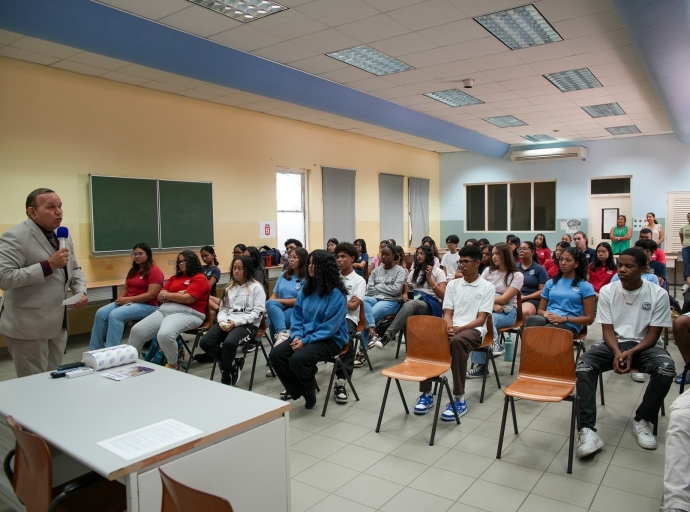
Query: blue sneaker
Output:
[[413, 394, 434, 415], [441, 399, 467, 421], [676, 373, 690, 384]]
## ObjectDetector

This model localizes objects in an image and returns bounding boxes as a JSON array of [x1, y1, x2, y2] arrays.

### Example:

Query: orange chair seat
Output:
[[504, 376, 575, 402], [382, 358, 450, 382], [498, 320, 523, 333]]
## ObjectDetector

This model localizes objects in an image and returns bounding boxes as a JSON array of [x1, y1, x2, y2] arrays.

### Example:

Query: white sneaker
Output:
[[576, 428, 604, 458], [631, 372, 645, 382], [274, 332, 290, 346], [632, 419, 657, 449]]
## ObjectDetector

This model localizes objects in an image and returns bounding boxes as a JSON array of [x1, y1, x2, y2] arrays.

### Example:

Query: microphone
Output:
[[56, 226, 69, 250]]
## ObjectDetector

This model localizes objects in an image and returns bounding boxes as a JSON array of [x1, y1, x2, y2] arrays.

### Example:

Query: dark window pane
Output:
[[591, 178, 630, 194], [488, 184, 508, 231], [466, 185, 485, 231], [534, 181, 556, 231], [510, 183, 531, 231]]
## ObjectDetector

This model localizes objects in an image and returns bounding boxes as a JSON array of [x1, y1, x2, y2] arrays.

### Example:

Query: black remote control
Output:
[[50, 362, 86, 378]]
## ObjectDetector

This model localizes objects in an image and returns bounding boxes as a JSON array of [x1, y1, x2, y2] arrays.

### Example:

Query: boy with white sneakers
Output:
[[413, 245, 495, 420], [576, 248, 675, 458]]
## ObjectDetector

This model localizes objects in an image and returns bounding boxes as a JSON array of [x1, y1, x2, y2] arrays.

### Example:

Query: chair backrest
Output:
[[405, 316, 451, 365], [574, 325, 588, 341], [514, 291, 523, 325], [199, 299, 218, 330], [256, 312, 268, 339], [5, 416, 54, 512], [159, 468, 234, 512], [356, 305, 365, 333], [519, 327, 576, 383], [477, 315, 494, 350]]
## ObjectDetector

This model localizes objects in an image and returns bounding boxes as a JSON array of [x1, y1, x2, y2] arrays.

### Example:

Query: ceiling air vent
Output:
[[511, 146, 587, 162]]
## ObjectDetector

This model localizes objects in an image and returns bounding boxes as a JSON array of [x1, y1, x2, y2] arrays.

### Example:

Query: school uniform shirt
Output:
[[596, 280, 671, 343], [543, 258, 559, 279], [481, 268, 524, 309], [517, 262, 548, 303], [610, 272, 659, 286], [440, 251, 460, 280], [582, 247, 597, 263], [125, 265, 164, 306], [273, 271, 303, 299], [202, 264, 221, 295], [217, 281, 266, 328], [540, 278, 595, 333], [341, 270, 366, 325], [651, 248, 667, 264], [355, 253, 369, 277], [588, 264, 617, 293], [535, 248, 551, 266], [163, 273, 210, 314], [649, 260, 667, 283], [407, 266, 447, 301], [366, 264, 407, 301], [290, 288, 349, 348], [442, 277, 495, 338]]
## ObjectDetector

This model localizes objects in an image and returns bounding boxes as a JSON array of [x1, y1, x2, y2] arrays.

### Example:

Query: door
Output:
[[588, 195, 631, 248], [666, 191, 690, 252]]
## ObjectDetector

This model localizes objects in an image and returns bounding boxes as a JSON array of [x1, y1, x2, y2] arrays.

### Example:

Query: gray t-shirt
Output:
[[366, 265, 406, 301]]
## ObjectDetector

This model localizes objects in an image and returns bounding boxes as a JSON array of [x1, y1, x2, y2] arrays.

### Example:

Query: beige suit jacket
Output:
[[0, 218, 86, 340]]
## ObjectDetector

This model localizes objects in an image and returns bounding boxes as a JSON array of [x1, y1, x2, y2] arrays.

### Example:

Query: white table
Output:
[[0, 361, 291, 512]]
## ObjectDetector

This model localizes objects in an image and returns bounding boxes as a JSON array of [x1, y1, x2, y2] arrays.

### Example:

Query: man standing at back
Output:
[[0, 189, 88, 377]]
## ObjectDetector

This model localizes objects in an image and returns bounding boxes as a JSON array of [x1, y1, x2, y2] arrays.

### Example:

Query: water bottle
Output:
[[504, 334, 514, 362]]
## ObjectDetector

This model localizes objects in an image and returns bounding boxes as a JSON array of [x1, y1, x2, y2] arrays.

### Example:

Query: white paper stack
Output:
[[83, 344, 138, 371]]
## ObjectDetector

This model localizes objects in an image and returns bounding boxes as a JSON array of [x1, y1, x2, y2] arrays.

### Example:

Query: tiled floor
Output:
[[0, 322, 682, 512]]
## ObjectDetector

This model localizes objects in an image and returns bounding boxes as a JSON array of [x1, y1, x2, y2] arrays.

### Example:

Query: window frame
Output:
[[276, 167, 308, 247]]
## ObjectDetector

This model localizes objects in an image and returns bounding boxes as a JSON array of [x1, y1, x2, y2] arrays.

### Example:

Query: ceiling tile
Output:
[[605, 81, 653, 95], [115, 63, 170, 80], [387, 0, 467, 31], [251, 9, 329, 40], [460, 81, 508, 95], [369, 32, 437, 57], [0, 29, 23, 45], [512, 41, 575, 64], [515, 85, 560, 98], [444, 37, 509, 60], [577, 45, 638, 66], [158, 74, 208, 88], [252, 41, 319, 63], [597, 70, 649, 87], [290, 29, 362, 53], [0, 46, 60, 65], [402, 79, 457, 94], [552, 9, 623, 39], [491, 98, 533, 109], [141, 81, 188, 93], [483, 65, 538, 81], [398, 47, 456, 68], [528, 55, 586, 74], [569, 94, 615, 106], [319, 66, 375, 83], [384, 69, 437, 86], [538, 101, 578, 111], [346, 76, 397, 91], [67, 51, 129, 70], [412, 101, 453, 112], [100, 71, 150, 85], [335, 14, 410, 42], [420, 60, 477, 79], [296, 0, 380, 26], [506, 105, 543, 114], [369, 85, 415, 99], [567, 28, 632, 55], [464, 52, 523, 71], [473, 91, 521, 102], [10, 37, 81, 58], [176, 89, 220, 100], [526, 92, 568, 104], [361, 0, 419, 13], [535, 0, 615, 23], [390, 95, 438, 107], [158, 6, 242, 37], [416, 18, 488, 46], [289, 54, 348, 74], [51, 60, 109, 76], [194, 83, 240, 95], [210, 95, 251, 107], [95, 0, 189, 20], [209, 25, 284, 52], [588, 59, 643, 78]]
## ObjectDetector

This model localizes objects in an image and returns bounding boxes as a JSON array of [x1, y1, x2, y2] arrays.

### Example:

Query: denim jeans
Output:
[[682, 246, 690, 279], [361, 297, 401, 349], [470, 308, 517, 364], [266, 299, 293, 341], [89, 302, 158, 350]]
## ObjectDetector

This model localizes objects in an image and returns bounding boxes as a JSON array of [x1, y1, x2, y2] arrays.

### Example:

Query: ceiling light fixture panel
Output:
[[483, 115, 527, 128], [582, 102, 626, 118], [606, 125, 641, 135], [522, 134, 557, 142], [543, 68, 602, 92], [474, 4, 562, 50], [327, 46, 414, 76], [424, 89, 484, 107], [186, 0, 287, 22]]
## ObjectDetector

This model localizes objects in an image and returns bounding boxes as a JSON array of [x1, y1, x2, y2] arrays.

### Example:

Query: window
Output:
[[591, 177, 630, 194], [465, 181, 556, 232], [276, 169, 306, 247]]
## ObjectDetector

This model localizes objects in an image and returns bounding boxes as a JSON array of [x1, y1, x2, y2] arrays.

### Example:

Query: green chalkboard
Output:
[[159, 180, 214, 249], [90, 176, 159, 253]]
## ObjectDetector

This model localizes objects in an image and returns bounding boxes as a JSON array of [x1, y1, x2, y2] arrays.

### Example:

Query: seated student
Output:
[[639, 228, 667, 264], [128, 251, 210, 370], [233, 244, 247, 258], [352, 239, 369, 277], [576, 248, 674, 458], [269, 250, 348, 409], [89, 243, 163, 350], [267, 247, 308, 345], [478, 238, 490, 248], [421, 236, 442, 267], [441, 235, 460, 280], [635, 239, 667, 288], [281, 238, 303, 270], [673, 313, 690, 384], [361, 244, 406, 352], [371, 240, 389, 269], [332, 242, 366, 402], [507, 236, 521, 263], [468, 243, 523, 377], [244, 246, 267, 289], [609, 246, 660, 286], [562, 234, 573, 244], [200, 245, 221, 297], [524, 247, 595, 336], [464, 238, 479, 247], [588, 242, 617, 297], [544, 241, 570, 279], [516, 241, 548, 318], [326, 238, 338, 253], [573, 231, 596, 264], [534, 233, 551, 266], [663, 389, 690, 512], [374, 245, 447, 348], [395, 245, 408, 277], [506, 234, 515, 243], [478, 244, 492, 276], [413, 245, 495, 419], [198, 256, 265, 385]]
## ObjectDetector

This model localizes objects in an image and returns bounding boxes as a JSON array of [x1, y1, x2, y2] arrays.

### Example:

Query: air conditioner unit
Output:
[[511, 146, 587, 162]]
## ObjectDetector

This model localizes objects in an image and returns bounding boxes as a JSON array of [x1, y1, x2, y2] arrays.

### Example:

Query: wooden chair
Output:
[[159, 468, 233, 512], [476, 314, 501, 403], [496, 327, 579, 474], [354, 306, 373, 371], [500, 291, 523, 376], [375, 316, 460, 446], [321, 340, 360, 416], [2, 416, 126, 512], [183, 300, 217, 373]]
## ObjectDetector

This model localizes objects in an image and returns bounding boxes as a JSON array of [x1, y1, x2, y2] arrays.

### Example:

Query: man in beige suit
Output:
[[0, 188, 88, 377]]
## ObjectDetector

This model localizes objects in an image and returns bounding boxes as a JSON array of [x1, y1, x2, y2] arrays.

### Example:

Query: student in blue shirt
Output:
[[266, 247, 308, 344], [353, 239, 369, 277], [635, 239, 667, 288], [269, 250, 348, 409], [524, 247, 596, 336], [516, 241, 549, 319]]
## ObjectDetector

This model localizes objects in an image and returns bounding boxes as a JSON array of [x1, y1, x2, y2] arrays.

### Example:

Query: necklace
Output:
[[621, 286, 643, 306]]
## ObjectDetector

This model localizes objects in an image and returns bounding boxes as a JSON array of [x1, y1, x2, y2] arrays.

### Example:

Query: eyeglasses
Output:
[[517, 247, 530, 252], [177, 260, 186, 265], [458, 260, 475, 266], [132, 252, 146, 257], [288, 256, 299, 261]]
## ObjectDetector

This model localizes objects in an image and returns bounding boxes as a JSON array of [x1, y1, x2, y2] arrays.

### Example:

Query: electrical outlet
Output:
[[105, 264, 114, 270], [168, 260, 175, 266]]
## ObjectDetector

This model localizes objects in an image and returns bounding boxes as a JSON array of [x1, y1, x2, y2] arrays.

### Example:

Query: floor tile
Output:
[[306, 494, 376, 512], [530, 472, 598, 508], [290, 427, 314, 446], [334, 474, 404, 510], [458, 479, 528, 512], [364, 454, 429, 486], [527, 415, 576, 437], [377, 414, 435, 438], [344, 408, 399, 429], [510, 427, 567, 453], [433, 450, 494, 478], [447, 503, 489, 512], [289, 414, 339, 433], [291, 434, 349, 459], [293, 460, 359, 493], [408, 466, 475, 501], [380, 487, 455, 512], [601, 465, 664, 499], [609, 446, 666, 476], [290, 450, 320, 476], [497, 442, 557, 471], [516, 494, 587, 512], [454, 433, 505, 458], [390, 439, 450, 465], [325, 443, 387, 472], [589, 486, 662, 512], [318, 420, 372, 443], [545, 452, 609, 484], [413, 425, 471, 448], [353, 431, 409, 454], [479, 460, 543, 492], [291, 480, 329, 512]]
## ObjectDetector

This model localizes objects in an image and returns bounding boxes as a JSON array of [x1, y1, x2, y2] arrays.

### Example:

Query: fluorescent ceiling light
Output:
[[483, 115, 527, 128], [522, 134, 557, 142], [186, 0, 287, 22], [327, 46, 413, 76], [424, 89, 484, 107], [543, 68, 602, 92], [606, 125, 641, 135], [474, 4, 562, 50], [582, 102, 626, 118]]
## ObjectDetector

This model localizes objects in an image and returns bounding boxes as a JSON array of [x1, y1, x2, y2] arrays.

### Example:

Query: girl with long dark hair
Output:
[[534, 233, 551, 266], [267, 247, 308, 345], [89, 243, 164, 350], [269, 250, 349, 409], [352, 239, 369, 277], [544, 241, 570, 279], [517, 241, 548, 318], [200, 245, 220, 296], [244, 246, 267, 289], [589, 242, 617, 296]]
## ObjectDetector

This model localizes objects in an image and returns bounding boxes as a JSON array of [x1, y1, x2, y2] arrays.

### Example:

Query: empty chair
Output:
[[159, 467, 233, 512]]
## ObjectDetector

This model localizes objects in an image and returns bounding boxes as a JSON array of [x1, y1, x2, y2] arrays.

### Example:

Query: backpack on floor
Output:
[[143, 336, 185, 367], [259, 246, 281, 267]]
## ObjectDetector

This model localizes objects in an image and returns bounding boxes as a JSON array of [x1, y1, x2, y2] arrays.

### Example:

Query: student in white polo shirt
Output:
[[413, 244, 495, 420]]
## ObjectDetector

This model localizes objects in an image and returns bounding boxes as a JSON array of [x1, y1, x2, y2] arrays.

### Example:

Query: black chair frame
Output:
[[321, 347, 360, 417]]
